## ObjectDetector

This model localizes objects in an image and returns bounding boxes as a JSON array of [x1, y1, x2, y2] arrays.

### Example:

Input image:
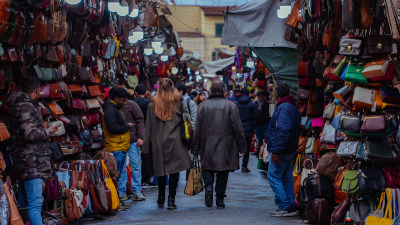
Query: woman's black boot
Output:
[[167, 196, 177, 210], [157, 195, 165, 208]]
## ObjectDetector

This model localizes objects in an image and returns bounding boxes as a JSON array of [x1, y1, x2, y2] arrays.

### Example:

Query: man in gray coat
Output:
[[176, 83, 197, 127], [192, 80, 246, 209]]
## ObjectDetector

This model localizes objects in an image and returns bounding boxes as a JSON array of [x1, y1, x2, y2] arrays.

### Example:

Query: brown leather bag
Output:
[[85, 98, 101, 110], [7, 9, 25, 46], [298, 61, 310, 78], [316, 152, 342, 180], [31, 11, 46, 44], [68, 84, 82, 94], [93, 163, 109, 211], [70, 163, 87, 190], [285, 0, 300, 28], [88, 164, 105, 213], [0, 151, 6, 172], [0, 122, 10, 142], [297, 137, 307, 153], [4, 183, 24, 225], [64, 189, 81, 221], [41, 207, 68, 225], [306, 198, 333, 224], [360, 0, 373, 29], [0, 0, 10, 38], [88, 85, 101, 97], [94, 150, 118, 178], [333, 166, 348, 189], [48, 102, 64, 117]]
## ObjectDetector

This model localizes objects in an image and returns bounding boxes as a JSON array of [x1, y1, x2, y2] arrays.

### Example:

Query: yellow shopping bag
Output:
[[365, 189, 393, 225], [102, 160, 120, 210]]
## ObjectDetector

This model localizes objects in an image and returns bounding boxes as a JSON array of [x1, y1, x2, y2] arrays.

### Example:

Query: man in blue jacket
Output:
[[267, 83, 301, 217], [235, 88, 258, 173]]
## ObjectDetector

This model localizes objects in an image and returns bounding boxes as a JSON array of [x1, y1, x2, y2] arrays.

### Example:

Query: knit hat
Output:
[[275, 83, 290, 98]]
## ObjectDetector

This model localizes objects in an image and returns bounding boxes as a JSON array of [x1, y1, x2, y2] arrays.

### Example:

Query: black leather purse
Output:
[[340, 114, 362, 133], [357, 168, 386, 192], [305, 173, 333, 200]]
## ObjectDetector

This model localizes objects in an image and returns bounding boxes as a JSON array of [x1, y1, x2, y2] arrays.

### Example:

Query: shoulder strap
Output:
[[185, 98, 191, 115]]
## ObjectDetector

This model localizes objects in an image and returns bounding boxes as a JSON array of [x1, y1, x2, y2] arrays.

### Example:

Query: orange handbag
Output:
[[375, 90, 383, 110], [297, 136, 307, 153], [285, 0, 300, 28], [0, 122, 10, 142], [48, 102, 64, 117], [68, 84, 82, 93], [88, 85, 101, 97]]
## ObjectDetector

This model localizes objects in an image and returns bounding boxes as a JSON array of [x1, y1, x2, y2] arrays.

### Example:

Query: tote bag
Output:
[[101, 160, 119, 210]]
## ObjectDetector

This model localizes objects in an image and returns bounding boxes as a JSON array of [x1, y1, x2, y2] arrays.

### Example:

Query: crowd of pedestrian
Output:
[[7, 76, 301, 223]]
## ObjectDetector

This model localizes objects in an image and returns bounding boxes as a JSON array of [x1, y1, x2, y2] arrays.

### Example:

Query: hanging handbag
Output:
[[365, 35, 393, 57], [68, 84, 82, 94], [352, 87, 375, 110], [383, 168, 400, 188], [300, 159, 315, 187], [322, 102, 336, 119], [316, 152, 342, 180], [70, 163, 87, 190], [45, 176, 61, 200], [345, 64, 368, 84], [48, 102, 64, 117], [56, 161, 70, 188], [49, 141, 63, 162], [358, 168, 386, 192], [341, 170, 360, 194], [101, 160, 119, 210], [49, 119, 66, 137], [305, 137, 315, 155], [4, 182, 24, 225], [362, 59, 390, 78], [337, 141, 360, 157], [333, 85, 353, 102], [360, 115, 387, 133], [298, 61, 310, 78], [365, 189, 393, 225], [88, 85, 101, 97], [85, 99, 101, 110], [311, 118, 323, 128], [339, 37, 362, 56], [341, 0, 361, 29], [39, 84, 51, 99], [41, 207, 68, 225], [331, 199, 350, 225], [297, 137, 307, 153], [349, 201, 370, 223], [320, 122, 336, 144], [296, 88, 310, 102], [333, 166, 347, 190], [0, 122, 10, 142], [127, 75, 138, 89], [306, 198, 333, 225], [364, 141, 394, 160], [88, 164, 105, 213], [370, 62, 395, 82], [94, 162, 109, 211], [64, 189, 81, 221], [305, 173, 333, 200], [380, 86, 400, 104], [339, 114, 362, 133]]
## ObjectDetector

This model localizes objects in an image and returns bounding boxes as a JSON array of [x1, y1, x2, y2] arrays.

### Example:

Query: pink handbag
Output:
[[39, 84, 50, 99], [86, 113, 100, 125], [383, 168, 400, 188], [311, 118, 324, 128]]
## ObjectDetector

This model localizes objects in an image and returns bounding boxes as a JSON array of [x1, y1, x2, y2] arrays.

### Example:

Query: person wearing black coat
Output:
[[235, 88, 258, 173]]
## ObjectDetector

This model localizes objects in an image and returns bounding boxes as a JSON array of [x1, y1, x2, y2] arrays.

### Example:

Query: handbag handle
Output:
[[373, 191, 386, 217], [303, 158, 314, 169], [59, 161, 69, 172], [384, 188, 392, 220], [101, 160, 111, 181]]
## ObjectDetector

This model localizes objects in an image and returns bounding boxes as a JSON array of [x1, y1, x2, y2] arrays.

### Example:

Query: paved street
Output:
[[82, 155, 304, 225]]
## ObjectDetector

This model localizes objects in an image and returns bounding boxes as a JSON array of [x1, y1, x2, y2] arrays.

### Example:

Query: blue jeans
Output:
[[17, 179, 44, 225], [128, 143, 142, 193], [112, 151, 127, 197], [267, 152, 296, 211], [255, 123, 268, 147]]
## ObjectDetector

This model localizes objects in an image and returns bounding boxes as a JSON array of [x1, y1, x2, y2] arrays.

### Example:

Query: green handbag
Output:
[[345, 64, 368, 84], [332, 59, 347, 76], [341, 170, 360, 194], [344, 131, 363, 138], [364, 142, 393, 159], [40, 68, 53, 81]]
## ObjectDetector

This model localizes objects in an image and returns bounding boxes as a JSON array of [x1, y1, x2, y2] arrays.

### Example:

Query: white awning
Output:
[[203, 56, 235, 74]]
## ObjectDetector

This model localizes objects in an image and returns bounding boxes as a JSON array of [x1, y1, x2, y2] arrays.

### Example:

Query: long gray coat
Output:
[[192, 95, 247, 171], [142, 101, 191, 177]]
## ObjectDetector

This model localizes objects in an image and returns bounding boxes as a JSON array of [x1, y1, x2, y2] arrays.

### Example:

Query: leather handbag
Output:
[[337, 141, 360, 157], [38, 84, 50, 99], [88, 164, 105, 213], [362, 59, 390, 78], [361, 115, 387, 133], [365, 189, 393, 225], [45, 176, 61, 200], [341, 170, 359, 194], [383, 168, 400, 188], [300, 159, 315, 187], [49, 83, 62, 99], [85, 99, 101, 110], [297, 136, 307, 153], [48, 102, 64, 117], [364, 141, 393, 160], [296, 88, 310, 102], [331, 199, 349, 225], [305, 173, 333, 199], [305, 137, 315, 155], [365, 35, 393, 57], [56, 162, 70, 188], [68, 84, 82, 94], [340, 114, 362, 133], [380, 86, 400, 104], [334, 187, 348, 205], [332, 58, 347, 76], [306, 198, 333, 225], [49, 120, 66, 137], [94, 162, 109, 211], [70, 163, 87, 190], [341, 0, 361, 29], [4, 182, 24, 225], [0, 122, 10, 142], [349, 201, 370, 223], [320, 122, 336, 144], [360, 0, 373, 29], [339, 37, 362, 56], [345, 64, 368, 84], [64, 189, 81, 221], [77, 67, 90, 81], [41, 207, 68, 225], [370, 62, 395, 82], [333, 85, 353, 102], [285, 0, 300, 27], [352, 87, 375, 110], [333, 166, 347, 189], [311, 118, 323, 128], [298, 61, 310, 78], [127, 75, 139, 89], [316, 152, 342, 180], [0, 151, 6, 172], [72, 99, 86, 111], [88, 85, 101, 97], [86, 113, 100, 125], [322, 102, 336, 119], [101, 160, 120, 210], [0, 0, 10, 38], [358, 168, 386, 192]]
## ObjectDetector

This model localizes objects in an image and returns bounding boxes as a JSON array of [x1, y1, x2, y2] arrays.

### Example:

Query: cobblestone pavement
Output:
[[81, 154, 304, 225]]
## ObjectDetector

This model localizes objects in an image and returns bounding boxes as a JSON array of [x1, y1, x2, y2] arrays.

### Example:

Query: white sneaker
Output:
[[132, 192, 146, 201]]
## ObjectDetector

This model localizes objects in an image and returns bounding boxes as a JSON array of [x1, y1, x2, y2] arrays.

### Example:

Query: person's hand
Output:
[[128, 123, 134, 128], [136, 139, 143, 147], [271, 153, 279, 164], [49, 126, 58, 134], [43, 121, 49, 128]]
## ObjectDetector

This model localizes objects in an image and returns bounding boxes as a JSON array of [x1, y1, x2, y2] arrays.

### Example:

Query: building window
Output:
[[212, 51, 217, 61], [215, 23, 224, 37]]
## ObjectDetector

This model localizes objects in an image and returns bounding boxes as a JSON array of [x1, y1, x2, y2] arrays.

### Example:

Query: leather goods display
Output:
[[320, 122, 336, 144], [358, 168, 386, 192], [337, 141, 360, 157], [362, 59, 389, 78], [341, 170, 360, 194], [339, 37, 362, 56], [352, 87, 375, 110], [383, 168, 400, 188], [305, 173, 333, 200], [360, 115, 387, 133], [305, 198, 333, 225], [365, 35, 393, 57], [339, 114, 362, 133], [316, 152, 342, 180], [349, 201, 370, 223]]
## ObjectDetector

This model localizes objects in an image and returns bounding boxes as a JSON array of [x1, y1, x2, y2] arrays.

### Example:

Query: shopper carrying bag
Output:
[[184, 155, 203, 196]]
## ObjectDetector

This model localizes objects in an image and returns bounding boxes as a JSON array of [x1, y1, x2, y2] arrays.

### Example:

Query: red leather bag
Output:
[[49, 83, 62, 99], [383, 168, 400, 188], [298, 61, 310, 78], [86, 113, 100, 125]]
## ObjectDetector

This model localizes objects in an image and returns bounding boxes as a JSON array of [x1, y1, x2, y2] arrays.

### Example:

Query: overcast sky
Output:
[[171, 0, 250, 6]]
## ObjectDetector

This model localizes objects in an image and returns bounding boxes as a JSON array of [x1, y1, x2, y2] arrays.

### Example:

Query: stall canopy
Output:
[[203, 56, 235, 74], [221, 0, 299, 95]]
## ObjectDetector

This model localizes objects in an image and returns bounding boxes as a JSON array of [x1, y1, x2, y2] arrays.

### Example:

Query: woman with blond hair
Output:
[[142, 78, 191, 210]]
